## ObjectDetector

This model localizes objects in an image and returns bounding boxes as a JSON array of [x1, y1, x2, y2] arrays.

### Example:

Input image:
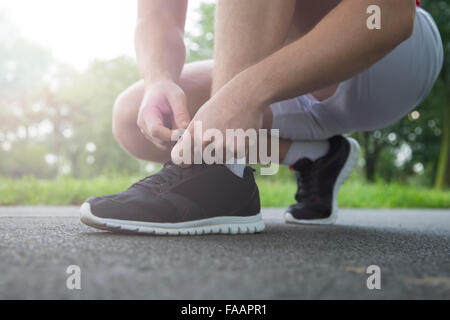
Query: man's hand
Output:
[[172, 77, 264, 165], [137, 80, 190, 150]]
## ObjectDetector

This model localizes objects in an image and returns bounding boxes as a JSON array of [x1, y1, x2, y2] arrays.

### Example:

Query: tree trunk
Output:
[[363, 132, 379, 182], [365, 155, 376, 182], [435, 102, 450, 189]]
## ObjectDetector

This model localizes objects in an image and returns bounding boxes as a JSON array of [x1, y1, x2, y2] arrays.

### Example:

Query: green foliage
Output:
[[0, 55, 145, 178], [1, 175, 449, 208], [44, 57, 144, 178], [420, 0, 450, 188], [341, 1, 450, 188], [186, 2, 216, 62], [0, 143, 52, 178], [0, 1, 449, 208], [0, 175, 139, 206]]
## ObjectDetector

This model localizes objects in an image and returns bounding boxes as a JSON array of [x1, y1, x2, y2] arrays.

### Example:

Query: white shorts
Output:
[[271, 8, 444, 141]]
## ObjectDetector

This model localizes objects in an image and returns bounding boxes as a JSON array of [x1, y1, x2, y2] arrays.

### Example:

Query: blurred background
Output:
[[0, 0, 449, 208]]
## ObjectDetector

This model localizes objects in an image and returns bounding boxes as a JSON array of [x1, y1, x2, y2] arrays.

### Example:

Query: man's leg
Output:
[[113, 0, 335, 166], [212, 0, 351, 224], [212, 0, 297, 175], [213, 0, 295, 93], [278, 6, 443, 225], [112, 60, 213, 163], [80, 0, 355, 234]]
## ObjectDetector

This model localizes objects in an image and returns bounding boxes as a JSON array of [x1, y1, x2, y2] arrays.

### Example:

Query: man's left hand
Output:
[[172, 78, 264, 166]]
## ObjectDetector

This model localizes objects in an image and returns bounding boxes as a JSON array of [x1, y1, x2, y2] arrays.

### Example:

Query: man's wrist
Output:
[[144, 72, 177, 90], [233, 64, 275, 112]]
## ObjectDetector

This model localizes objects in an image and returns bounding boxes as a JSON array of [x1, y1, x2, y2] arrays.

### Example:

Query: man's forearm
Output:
[[239, 0, 416, 108], [135, 0, 187, 87]]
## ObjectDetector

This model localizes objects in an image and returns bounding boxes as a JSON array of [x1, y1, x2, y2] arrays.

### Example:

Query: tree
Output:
[[351, 1, 449, 186], [185, 2, 216, 62], [422, 0, 450, 189], [42, 57, 143, 178], [0, 14, 54, 177]]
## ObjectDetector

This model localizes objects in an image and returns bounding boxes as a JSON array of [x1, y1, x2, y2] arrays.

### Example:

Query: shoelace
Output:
[[294, 164, 321, 202], [133, 161, 204, 192]]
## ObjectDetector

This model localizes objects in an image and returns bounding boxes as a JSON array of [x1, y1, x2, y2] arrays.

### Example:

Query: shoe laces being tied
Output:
[[134, 161, 205, 192]]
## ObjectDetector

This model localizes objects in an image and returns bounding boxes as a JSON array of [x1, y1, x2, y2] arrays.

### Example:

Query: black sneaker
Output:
[[80, 162, 264, 235], [285, 136, 360, 225]]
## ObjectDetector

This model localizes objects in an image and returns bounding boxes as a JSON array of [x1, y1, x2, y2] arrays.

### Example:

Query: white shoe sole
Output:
[[284, 137, 360, 226], [80, 202, 265, 235]]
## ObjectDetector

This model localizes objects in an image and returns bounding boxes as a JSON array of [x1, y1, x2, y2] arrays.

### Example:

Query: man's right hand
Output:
[[137, 80, 190, 150]]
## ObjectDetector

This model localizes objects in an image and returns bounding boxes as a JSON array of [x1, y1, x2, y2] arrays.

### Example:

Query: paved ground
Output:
[[0, 207, 449, 299]]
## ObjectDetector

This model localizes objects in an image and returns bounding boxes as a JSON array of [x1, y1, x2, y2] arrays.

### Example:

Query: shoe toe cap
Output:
[[83, 196, 123, 219], [287, 203, 331, 220], [83, 190, 178, 223]]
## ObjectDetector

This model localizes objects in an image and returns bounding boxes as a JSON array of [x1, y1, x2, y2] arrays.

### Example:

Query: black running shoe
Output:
[[285, 136, 360, 225], [80, 162, 264, 235]]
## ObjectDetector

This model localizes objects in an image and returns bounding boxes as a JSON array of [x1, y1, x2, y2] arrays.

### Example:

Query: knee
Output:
[[112, 91, 137, 145]]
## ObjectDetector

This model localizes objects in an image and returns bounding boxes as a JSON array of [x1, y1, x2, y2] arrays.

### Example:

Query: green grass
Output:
[[257, 179, 450, 208], [1, 175, 449, 208]]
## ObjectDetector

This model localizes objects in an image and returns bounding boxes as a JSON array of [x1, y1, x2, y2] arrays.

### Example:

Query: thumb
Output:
[[167, 88, 190, 130]]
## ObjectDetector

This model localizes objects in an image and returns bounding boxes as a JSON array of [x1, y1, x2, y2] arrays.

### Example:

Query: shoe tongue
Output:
[[291, 158, 314, 171], [143, 161, 179, 185], [144, 173, 164, 185], [145, 161, 205, 185]]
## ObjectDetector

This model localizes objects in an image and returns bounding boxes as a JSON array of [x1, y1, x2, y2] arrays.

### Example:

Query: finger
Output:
[[213, 138, 225, 164], [143, 115, 173, 143], [154, 141, 169, 151], [171, 135, 191, 166], [191, 128, 206, 165], [138, 118, 168, 148], [140, 108, 175, 148], [203, 130, 224, 164], [149, 124, 173, 143], [203, 138, 224, 165], [176, 126, 196, 167], [167, 88, 190, 129], [171, 128, 185, 143], [139, 127, 169, 151], [152, 137, 170, 151]]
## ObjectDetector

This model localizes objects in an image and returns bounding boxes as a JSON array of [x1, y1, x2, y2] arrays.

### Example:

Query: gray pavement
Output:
[[0, 206, 449, 299]]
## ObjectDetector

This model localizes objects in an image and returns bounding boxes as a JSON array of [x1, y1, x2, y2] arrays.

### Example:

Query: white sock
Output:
[[225, 156, 246, 178], [282, 140, 330, 166]]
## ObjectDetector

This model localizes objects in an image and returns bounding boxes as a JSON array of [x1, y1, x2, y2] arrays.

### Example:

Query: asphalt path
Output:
[[0, 207, 449, 299]]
